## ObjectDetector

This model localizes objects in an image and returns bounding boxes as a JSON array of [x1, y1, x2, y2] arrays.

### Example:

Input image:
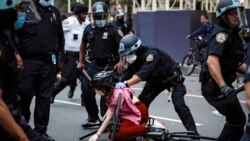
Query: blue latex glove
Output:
[[115, 82, 127, 89]]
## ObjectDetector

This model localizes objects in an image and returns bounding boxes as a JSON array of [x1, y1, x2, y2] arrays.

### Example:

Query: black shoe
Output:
[[67, 89, 74, 98], [39, 133, 55, 141], [50, 96, 55, 104], [81, 118, 101, 128]]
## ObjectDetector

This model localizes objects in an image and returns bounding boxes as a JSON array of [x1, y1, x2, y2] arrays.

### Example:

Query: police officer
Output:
[[0, 0, 43, 141], [113, 9, 133, 35], [49, 3, 90, 103], [187, 13, 213, 64], [200, 0, 248, 140], [16, 0, 64, 140], [77, 1, 124, 128], [116, 34, 199, 134]]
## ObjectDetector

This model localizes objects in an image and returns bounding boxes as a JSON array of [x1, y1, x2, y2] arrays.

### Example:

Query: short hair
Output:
[[201, 13, 208, 19]]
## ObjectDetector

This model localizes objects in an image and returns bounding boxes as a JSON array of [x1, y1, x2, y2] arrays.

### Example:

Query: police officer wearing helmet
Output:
[[0, 0, 44, 141], [16, 0, 64, 140], [116, 34, 199, 134], [113, 8, 133, 35], [77, 1, 124, 128], [49, 3, 90, 103], [200, 0, 248, 140]]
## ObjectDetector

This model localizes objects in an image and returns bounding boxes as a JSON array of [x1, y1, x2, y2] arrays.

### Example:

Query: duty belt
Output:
[[65, 50, 79, 57]]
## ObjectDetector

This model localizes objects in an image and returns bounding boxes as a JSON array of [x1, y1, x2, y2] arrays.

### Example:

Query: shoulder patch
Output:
[[216, 32, 227, 44], [117, 29, 124, 37], [146, 54, 154, 62], [62, 19, 69, 25]]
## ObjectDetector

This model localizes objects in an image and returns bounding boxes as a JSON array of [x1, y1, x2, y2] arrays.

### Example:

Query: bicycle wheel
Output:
[[181, 54, 195, 76], [110, 93, 122, 141]]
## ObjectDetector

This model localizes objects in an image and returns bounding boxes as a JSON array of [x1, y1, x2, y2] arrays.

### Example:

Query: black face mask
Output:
[[0, 8, 17, 30]]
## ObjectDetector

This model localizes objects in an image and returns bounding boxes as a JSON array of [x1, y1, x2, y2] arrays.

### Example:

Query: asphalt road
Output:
[[28, 74, 247, 141]]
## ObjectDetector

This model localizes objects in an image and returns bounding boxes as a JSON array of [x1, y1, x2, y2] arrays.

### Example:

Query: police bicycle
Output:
[[181, 36, 206, 76]]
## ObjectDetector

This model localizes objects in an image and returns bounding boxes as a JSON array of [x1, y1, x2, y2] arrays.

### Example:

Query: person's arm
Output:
[[0, 90, 29, 141], [88, 109, 114, 141], [127, 74, 142, 86], [237, 63, 247, 74], [207, 55, 225, 87], [245, 82, 250, 109], [77, 42, 87, 69]]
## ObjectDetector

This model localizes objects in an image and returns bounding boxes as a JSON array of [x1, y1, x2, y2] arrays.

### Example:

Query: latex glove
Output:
[[115, 82, 128, 89], [88, 134, 99, 141], [220, 84, 235, 98]]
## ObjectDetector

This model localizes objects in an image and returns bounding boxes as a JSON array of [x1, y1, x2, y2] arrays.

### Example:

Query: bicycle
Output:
[[181, 36, 206, 76]]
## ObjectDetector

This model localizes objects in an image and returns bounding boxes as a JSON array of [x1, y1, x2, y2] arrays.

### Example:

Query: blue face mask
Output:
[[39, 0, 52, 7], [14, 12, 26, 30], [95, 20, 106, 28]]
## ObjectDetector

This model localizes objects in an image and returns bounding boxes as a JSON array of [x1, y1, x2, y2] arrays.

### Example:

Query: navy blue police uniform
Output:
[[16, 4, 64, 137], [0, 32, 42, 141], [81, 23, 123, 126], [113, 20, 132, 35], [121, 46, 198, 132], [201, 25, 247, 141]]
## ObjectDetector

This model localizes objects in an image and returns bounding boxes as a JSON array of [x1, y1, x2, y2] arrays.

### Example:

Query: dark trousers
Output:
[[202, 80, 246, 141], [19, 59, 57, 133], [194, 40, 207, 63], [138, 82, 197, 131], [81, 63, 113, 120], [49, 53, 79, 97], [0, 116, 42, 141]]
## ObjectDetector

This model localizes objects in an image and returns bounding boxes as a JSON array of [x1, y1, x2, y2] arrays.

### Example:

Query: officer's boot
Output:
[[67, 86, 75, 98], [50, 80, 68, 104]]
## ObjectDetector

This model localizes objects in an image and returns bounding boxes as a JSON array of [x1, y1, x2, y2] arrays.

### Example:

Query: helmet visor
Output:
[[16, 0, 41, 23], [236, 7, 249, 30], [93, 13, 108, 20]]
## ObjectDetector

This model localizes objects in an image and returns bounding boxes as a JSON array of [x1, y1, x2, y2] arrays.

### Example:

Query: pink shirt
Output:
[[107, 88, 141, 125]]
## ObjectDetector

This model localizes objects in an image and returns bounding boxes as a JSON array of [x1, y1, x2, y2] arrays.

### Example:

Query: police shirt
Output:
[[123, 46, 176, 84], [16, 6, 64, 56], [207, 25, 246, 82], [63, 16, 90, 52], [81, 23, 123, 61], [113, 20, 131, 35], [0, 37, 20, 105]]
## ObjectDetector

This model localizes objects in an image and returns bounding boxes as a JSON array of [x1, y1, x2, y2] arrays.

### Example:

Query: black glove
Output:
[[219, 84, 235, 99]]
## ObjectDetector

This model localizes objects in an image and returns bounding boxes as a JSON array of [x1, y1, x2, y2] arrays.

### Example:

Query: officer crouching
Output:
[[116, 34, 199, 135]]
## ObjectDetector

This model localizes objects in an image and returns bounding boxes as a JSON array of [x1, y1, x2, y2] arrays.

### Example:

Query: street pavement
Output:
[[28, 72, 247, 141]]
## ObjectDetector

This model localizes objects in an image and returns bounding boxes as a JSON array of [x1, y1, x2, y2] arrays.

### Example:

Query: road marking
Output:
[[54, 99, 203, 126], [54, 99, 81, 106], [150, 115, 203, 126]]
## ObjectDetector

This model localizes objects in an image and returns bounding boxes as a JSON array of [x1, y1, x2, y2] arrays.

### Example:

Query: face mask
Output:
[[95, 20, 106, 28], [95, 90, 105, 96], [126, 54, 137, 64], [14, 12, 26, 30], [39, 0, 52, 7]]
